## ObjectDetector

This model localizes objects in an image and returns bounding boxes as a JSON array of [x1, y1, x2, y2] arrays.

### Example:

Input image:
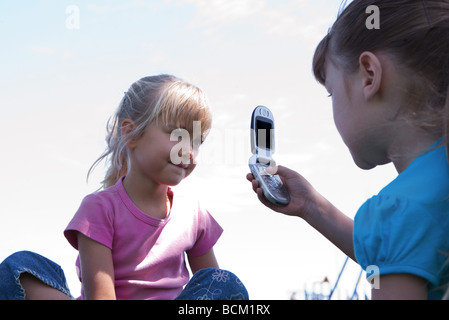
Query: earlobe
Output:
[[359, 51, 382, 101], [121, 119, 137, 148]]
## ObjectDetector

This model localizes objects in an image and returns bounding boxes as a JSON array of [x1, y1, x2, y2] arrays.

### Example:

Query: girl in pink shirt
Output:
[[0, 75, 247, 300]]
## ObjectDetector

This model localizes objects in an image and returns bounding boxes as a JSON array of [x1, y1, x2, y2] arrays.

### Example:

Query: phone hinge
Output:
[[256, 155, 275, 166]]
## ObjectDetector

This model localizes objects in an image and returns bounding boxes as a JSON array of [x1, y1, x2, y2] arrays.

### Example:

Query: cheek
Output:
[[332, 99, 346, 136], [332, 97, 354, 147]]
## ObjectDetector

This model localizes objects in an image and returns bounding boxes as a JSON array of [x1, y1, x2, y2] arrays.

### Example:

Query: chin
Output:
[[356, 162, 377, 170], [165, 177, 184, 187], [353, 157, 393, 170], [352, 155, 377, 170]]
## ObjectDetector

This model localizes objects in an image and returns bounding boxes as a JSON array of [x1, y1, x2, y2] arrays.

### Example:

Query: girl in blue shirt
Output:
[[248, 0, 449, 299]]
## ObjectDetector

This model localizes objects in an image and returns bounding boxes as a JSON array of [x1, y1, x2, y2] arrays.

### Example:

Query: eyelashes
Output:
[[327, 94, 333, 98]]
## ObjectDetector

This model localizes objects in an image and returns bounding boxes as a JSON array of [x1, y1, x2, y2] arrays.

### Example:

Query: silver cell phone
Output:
[[249, 105, 290, 205]]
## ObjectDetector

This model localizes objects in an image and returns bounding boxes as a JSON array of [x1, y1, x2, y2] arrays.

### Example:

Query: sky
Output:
[[0, 0, 398, 300]]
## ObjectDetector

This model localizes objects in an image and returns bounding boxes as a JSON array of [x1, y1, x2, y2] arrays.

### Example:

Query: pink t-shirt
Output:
[[64, 177, 223, 300]]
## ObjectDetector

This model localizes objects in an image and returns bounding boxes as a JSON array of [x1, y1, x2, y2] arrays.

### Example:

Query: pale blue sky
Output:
[[0, 0, 397, 299]]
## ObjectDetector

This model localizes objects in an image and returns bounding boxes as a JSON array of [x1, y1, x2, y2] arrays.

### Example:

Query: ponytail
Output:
[[87, 112, 129, 189]]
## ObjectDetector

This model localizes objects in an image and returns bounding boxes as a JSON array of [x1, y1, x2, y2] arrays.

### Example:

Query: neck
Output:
[[122, 171, 170, 219], [388, 124, 440, 173]]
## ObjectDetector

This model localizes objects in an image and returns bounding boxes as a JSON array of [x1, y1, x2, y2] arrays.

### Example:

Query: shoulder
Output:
[[354, 193, 449, 286], [354, 146, 449, 284], [354, 193, 448, 240], [75, 186, 120, 221], [355, 145, 449, 239], [82, 186, 119, 208], [64, 186, 120, 250], [383, 145, 449, 202]]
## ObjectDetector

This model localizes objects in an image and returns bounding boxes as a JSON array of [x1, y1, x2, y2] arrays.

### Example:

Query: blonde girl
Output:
[[0, 75, 248, 300], [248, 0, 449, 299], [64, 74, 247, 300]]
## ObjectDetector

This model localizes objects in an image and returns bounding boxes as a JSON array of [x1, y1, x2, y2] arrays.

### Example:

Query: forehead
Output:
[[156, 116, 210, 137], [160, 116, 204, 132]]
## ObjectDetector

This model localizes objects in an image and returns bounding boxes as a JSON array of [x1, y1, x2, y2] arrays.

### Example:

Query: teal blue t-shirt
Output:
[[354, 144, 449, 299]]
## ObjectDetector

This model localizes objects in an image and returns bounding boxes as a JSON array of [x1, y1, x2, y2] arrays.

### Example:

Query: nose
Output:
[[179, 143, 199, 165], [179, 148, 192, 163]]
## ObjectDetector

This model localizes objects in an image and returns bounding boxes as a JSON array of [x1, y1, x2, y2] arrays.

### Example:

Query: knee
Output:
[[1, 251, 36, 270], [0, 251, 63, 279], [0, 251, 43, 300], [2, 251, 38, 262], [195, 268, 243, 285], [192, 268, 249, 300], [0, 251, 71, 300]]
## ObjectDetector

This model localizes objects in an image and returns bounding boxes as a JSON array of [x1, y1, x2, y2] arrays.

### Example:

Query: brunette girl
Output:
[[248, 0, 449, 299]]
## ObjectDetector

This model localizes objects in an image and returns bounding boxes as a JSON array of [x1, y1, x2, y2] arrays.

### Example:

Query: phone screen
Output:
[[256, 119, 273, 150]]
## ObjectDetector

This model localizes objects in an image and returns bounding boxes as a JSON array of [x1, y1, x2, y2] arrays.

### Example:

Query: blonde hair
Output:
[[88, 74, 212, 189]]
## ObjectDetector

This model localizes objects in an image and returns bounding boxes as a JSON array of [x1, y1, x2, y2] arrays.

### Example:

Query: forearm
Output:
[[247, 166, 355, 260], [303, 197, 355, 261]]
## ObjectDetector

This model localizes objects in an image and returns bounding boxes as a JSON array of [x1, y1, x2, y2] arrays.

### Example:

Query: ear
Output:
[[358, 51, 382, 101], [121, 119, 137, 149]]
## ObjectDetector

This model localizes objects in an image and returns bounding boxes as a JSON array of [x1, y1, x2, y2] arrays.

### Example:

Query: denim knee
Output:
[[176, 268, 249, 300], [0, 251, 72, 300]]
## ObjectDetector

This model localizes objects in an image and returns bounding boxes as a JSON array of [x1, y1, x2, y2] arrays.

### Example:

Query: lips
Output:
[[176, 163, 189, 169], [170, 162, 189, 169]]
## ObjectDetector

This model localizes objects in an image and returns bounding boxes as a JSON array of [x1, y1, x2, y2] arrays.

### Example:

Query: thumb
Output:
[[265, 165, 278, 175], [267, 165, 297, 179]]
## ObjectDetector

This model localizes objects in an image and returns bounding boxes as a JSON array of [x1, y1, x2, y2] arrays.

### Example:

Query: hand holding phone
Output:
[[249, 106, 290, 205]]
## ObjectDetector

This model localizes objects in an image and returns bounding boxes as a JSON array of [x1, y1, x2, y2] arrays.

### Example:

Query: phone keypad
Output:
[[249, 163, 290, 205], [260, 174, 288, 199]]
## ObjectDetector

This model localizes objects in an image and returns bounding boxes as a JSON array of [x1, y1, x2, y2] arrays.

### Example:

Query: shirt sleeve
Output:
[[354, 194, 449, 287], [64, 193, 114, 250], [186, 202, 223, 257]]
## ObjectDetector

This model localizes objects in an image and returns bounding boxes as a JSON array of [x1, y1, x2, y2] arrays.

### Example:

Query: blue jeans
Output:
[[0, 251, 248, 300], [175, 268, 248, 300], [0, 251, 73, 300]]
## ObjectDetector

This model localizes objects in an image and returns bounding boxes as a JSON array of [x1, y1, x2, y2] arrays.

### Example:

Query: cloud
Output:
[[179, 0, 266, 26], [139, 42, 168, 64], [29, 45, 74, 60], [257, 6, 332, 41], [30, 45, 56, 56], [170, 0, 335, 44], [86, 0, 158, 14]]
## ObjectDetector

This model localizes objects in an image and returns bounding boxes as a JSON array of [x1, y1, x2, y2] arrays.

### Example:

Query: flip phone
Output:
[[249, 105, 290, 205]]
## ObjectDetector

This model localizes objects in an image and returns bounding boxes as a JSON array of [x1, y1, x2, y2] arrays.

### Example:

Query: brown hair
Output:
[[313, 0, 449, 158], [88, 74, 212, 189]]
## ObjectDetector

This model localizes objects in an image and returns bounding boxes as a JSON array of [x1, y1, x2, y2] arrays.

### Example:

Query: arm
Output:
[[247, 165, 355, 260], [371, 274, 427, 300], [77, 233, 116, 300], [187, 248, 219, 274]]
